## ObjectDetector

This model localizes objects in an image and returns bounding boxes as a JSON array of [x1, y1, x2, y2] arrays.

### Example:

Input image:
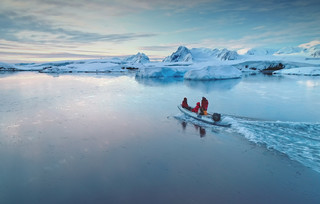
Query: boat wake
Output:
[[173, 112, 320, 173], [228, 117, 320, 173]]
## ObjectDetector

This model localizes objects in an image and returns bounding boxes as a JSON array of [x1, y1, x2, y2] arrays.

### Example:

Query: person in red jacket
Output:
[[181, 97, 192, 110], [200, 97, 209, 115], [192, 102, 201, 113]]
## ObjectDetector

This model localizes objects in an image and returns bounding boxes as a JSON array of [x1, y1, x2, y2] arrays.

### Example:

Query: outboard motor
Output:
[[212, 113, 221, 122]]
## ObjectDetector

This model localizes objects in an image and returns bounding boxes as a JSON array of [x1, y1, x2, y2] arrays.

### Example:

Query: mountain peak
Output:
[[125, 52, 150, 64], [163, 46, 193, 62], [215, 49, 239, 60]]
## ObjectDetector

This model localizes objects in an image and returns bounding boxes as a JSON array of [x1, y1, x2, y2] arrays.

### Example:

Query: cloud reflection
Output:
[[298, 80, 320, 88]]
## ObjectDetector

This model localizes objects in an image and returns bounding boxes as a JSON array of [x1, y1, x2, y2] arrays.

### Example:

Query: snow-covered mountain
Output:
[[306, 44, 320, 57], [189, 48, 214, 59], [0, 62, 16, 70], [311, 50, 320, 57], [275, 46, 304, 55], [273, 44, 320, 58], [163, 47, 240, 62], [163, 46, 193, 62], [214, 48, 239, 60], [245, 48, 277, 56], [1, 41, 320, 78], [124, 52, 150, 64]]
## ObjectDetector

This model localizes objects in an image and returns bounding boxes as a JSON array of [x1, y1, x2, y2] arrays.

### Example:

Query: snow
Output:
[[163, 46, 193, 62], [190, 48, 240, 61], [37, 59, 125, 73], [124, 52, 150, 64], [275, 46, 304, 55], [233, 61, 315, 73], [1, 41, 320, 80], [184, 65, 242, 80], [163, 47, 241, 63], [136, 66, 186, 78], [0, 62, 16, 70], [245, 48, 276, 56], [190, 48, 217, 62], [311, 50, 320, 58], [215, 48, 240, 60], [40, 62, 125, 73], [274, 67, 320, 76]]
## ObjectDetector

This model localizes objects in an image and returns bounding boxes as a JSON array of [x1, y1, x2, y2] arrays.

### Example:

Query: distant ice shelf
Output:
[[1, 43, 320, 79]]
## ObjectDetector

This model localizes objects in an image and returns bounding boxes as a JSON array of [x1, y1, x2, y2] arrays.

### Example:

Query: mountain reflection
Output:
[[184, 78, 241, 93], [135, 76, 184, 87], [135, 76, 240, 93]]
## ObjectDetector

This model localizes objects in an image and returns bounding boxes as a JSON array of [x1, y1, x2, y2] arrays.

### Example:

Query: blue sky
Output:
[[0, 0, 319, 62]]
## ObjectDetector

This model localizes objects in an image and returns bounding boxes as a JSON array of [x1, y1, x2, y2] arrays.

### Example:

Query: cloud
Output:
[[1, 0, 320, 63], [0, 51, 107, 59], [66, 32, 157, 43], [252, 26, 265, 30], [299, 40, 320, 48], [139, 45, 177, 51], [1, 1, 161, 45], [1, 0, 215, 18], [0, 10, 156, 44]]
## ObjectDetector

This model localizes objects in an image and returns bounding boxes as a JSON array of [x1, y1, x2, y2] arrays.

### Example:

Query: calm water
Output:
[[0, 72, 320, 204]]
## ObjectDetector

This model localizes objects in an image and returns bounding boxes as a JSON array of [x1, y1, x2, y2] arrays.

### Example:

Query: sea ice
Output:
[[274, 67, 320, 76]]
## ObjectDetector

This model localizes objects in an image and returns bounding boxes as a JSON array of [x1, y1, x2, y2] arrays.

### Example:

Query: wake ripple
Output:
[[173, 113, 320, 173], [229, 118, 320, 173]]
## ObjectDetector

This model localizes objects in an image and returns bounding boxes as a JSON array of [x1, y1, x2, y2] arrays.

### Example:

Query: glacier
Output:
[[274, 67, 320, 76], [1, 42, 320, 80]]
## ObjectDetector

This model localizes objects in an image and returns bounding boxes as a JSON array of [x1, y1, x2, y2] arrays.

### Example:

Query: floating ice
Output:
[[184, 65, 242, 80]]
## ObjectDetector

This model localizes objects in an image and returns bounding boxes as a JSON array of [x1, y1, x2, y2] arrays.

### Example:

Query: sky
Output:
[[0, 0, 319, 63]]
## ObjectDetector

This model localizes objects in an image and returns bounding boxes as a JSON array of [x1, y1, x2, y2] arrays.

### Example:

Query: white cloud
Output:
[[1, 0, 320, 62], [298, 40, 320, 48], [252, 26, 265, 30]]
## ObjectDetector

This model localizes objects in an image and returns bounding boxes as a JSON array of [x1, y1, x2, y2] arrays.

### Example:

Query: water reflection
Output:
[[196, 125, 206, 137], [135, 76, 183, 86], [181, 121, 187, 131], [135, 76, 240, 92], [42, 72, 134, 78], [0, 71, 21, 78], [184, 78, 241, 93], [180, 121, 206, 138], [1, 72, 320, 204]]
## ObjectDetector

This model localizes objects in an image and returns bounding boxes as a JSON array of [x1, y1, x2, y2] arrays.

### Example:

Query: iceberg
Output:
[[136, 67, 186, 78], [0, 62, 16, 70], [184, 65, 242, 80], [233, 61, 315, 74], [39, 60, 126, 73], [274, 67, 320, 76]]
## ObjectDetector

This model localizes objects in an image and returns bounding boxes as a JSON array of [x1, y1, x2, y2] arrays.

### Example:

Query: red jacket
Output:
[[192, 102, 201, 113], [201, 97, 208, 110], [182, 98, 189, 108]]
